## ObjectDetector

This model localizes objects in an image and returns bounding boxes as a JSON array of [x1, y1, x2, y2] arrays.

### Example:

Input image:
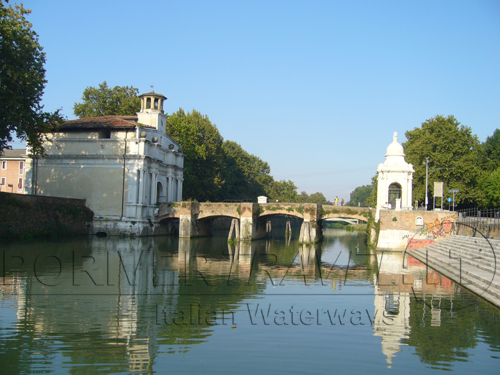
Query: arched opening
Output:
[[157, 181, 166, 203], [154, 98, 159, 109], [146, 97, 152, 109], [388, 183, 402, 210]]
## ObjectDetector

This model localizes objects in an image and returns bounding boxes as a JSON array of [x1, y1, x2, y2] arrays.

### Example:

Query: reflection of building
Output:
[[376, 132, 414, 218], [0, 148, 27, 193], [372, 251, 457, 365], [26, 91, 184, 236], [372, 253, 411, 366], [10, 237, 179, 373]]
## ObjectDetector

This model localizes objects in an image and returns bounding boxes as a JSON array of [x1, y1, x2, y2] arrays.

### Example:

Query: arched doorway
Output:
[[388, 183, 402, 210], [157, 181, 166, 203]]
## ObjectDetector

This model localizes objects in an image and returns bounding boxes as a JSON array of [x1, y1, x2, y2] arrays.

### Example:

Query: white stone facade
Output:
[[376, 132, 414, 220], [25, 91, 184, 236]]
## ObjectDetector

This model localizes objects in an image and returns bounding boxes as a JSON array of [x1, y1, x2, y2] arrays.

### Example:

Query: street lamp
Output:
[[423, 157, 429, 210], [448, 189, 460, 211]]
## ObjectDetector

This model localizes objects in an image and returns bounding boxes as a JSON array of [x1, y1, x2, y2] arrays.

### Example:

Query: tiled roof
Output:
[[59, 116, 138, 130], [1, 149, 26, 158]]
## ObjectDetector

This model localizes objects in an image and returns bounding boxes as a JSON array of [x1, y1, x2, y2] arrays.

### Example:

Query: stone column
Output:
[[139, 170, 145, 205], [151, 173, 157, 205], [179, 202, 199, 238], [177, 179, 183, 202], [166, 176, 171, 202]]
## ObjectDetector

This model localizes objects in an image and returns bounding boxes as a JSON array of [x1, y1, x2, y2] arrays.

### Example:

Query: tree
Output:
[[166, 109, 225, 201], [347, 184, 374, 207], [266, 180, 299, 203], [221, 140, 272, 200], [73, 81, 140, 118], [404, 115, 484, 208], [481, 167, 500, 208], [0, 1, 63, 154], [297, 191, 329, 204], [478, 128, 500, 172]]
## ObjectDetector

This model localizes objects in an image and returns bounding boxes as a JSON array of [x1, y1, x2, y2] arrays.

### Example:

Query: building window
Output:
[[98, 129, 111, 139], [1, 161, 6, 170], [0, 177, 5, 186], [18, 178, 23, 192], [19, 161, 24, 175]]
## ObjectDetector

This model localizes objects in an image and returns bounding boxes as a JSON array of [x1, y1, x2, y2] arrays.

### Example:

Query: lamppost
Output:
[[423, 157, 429, 210], [449, 189, 460, 211]]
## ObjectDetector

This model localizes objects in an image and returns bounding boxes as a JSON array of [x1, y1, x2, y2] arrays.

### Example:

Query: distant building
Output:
[[25, 91, 185, 236], [0, 148, 28, 194], [376, 132, 414, 219]]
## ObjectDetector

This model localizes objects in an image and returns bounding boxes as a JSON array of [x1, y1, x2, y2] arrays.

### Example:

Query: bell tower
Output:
[[137, 91, 167, 132]]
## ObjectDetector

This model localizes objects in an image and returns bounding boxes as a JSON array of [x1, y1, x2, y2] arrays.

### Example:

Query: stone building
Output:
[[376, 132, 414, 219], [25, 91, 184, 236]]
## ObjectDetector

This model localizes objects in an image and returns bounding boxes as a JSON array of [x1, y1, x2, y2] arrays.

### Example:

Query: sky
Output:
[[10, 0, 500, 202]]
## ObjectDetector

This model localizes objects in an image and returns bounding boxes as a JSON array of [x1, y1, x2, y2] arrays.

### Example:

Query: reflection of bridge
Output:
[[324, 217, 362, 224], [157, 202, 372, 242]]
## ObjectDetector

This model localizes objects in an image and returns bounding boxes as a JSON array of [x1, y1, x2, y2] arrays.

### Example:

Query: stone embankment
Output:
[[0, 193, 94, 238], [408, 235, 500, 308]]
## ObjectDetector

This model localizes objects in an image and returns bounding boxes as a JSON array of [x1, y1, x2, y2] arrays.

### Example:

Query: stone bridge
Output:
[[157, 202, 373, 242]]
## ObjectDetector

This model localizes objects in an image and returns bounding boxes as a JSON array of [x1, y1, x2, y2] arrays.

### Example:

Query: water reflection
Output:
[[0, 231, 499, 374]]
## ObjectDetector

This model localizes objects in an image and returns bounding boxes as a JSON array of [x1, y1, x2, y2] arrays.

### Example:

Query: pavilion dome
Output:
[[385, 132, 405, 158]]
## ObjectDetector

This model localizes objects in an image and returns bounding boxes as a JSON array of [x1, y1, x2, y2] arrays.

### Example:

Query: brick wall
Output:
[[379, 210, 456, 232]]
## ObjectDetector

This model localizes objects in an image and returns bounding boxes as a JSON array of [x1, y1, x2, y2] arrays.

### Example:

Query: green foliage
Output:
[[404, 115, 483, 208], [164, 107, 330, 203], [167, 109, 225, 201], [221, 140, 272, 200], [266, 179, 299, 203], [298, 191, 329, 204], [481, 167, 500, 208], [0, 2, 64, 154], [478, 128, 500, 172], [347, 184, 374, 207], [73, 81, 141, 118], [365, 211, 380, 250]]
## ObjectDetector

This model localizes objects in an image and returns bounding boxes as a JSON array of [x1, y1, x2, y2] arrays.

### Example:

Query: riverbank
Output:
[[0, 193, 94, 239]]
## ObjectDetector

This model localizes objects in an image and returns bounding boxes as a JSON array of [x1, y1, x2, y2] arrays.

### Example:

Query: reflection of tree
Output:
[[402, 291, 500, 367]]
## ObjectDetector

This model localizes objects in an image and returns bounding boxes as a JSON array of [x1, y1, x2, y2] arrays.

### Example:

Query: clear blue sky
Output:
[[11, 0, 500, 202]]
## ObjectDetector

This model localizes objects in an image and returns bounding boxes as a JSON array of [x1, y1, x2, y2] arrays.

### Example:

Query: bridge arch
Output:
[[156, 202, 373, 241]]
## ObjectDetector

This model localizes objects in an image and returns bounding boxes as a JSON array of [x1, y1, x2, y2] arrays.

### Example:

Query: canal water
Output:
[[0, 229, 499, 374]]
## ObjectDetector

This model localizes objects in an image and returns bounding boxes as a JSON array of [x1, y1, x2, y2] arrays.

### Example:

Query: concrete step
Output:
[[410, 251, 500, 301], [417, 247, 496, 277], [410, 248, 500, 292], [409, 248, 500, 308], [422, 236, 498, 265], [407, 235, 500, 308], [425, 243, 497, 272]]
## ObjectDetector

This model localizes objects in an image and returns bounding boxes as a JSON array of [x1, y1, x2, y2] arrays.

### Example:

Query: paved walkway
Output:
[[408, 235, 500, 308]]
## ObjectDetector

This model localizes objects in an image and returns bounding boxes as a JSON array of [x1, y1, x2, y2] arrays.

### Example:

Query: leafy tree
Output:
[[297, 191, 329, 204], [221, 140, 272, 200], [166, 109, 225, 201], [0, 1, 63, 154], [478, 128, 500, 172], [481, 167, 500, 208], [73, 81, 140, 118], [266, 180, 299, 203], [403, 115, 484, 208], [347, 184, 374, 207]]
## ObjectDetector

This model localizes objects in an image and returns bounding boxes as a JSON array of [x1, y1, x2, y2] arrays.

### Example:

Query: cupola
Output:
[[137, 91, 167, 131]]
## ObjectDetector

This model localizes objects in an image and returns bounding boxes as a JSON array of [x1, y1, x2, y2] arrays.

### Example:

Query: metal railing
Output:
[[456, 207, 500, 239]]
